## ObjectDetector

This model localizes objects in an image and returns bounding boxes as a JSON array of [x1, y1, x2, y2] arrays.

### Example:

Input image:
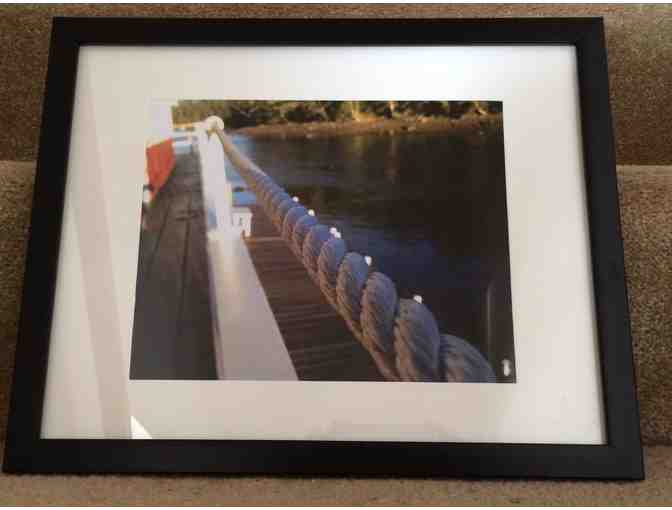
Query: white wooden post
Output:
[[206, 136, 234, 237], [200, 116, 296, 380]]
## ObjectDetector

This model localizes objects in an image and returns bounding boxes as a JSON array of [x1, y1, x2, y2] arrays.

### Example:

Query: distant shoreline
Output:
[[231, 113, 503, 140]]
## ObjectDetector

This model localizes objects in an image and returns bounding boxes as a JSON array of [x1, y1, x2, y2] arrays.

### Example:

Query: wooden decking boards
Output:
[[130, 153, 217, 380], [130, 150, 383, 381], [245, 204, 384, 382]]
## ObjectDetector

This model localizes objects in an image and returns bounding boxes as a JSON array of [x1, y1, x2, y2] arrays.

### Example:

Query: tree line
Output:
[[172, 100, 502, 128]]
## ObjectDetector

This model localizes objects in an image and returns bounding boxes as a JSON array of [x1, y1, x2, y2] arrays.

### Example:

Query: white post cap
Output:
[[205, 116, 225, 131]]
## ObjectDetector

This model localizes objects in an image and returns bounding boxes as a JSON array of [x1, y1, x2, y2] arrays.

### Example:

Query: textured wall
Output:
[[0, 4, 671, 164]]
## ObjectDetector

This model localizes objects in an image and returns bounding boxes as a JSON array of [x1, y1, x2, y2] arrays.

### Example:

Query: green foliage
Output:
[[172, 100, 502, 128]]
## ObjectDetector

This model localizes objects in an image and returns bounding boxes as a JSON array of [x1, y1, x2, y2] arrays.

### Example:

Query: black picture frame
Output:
[[3, 17, 643, 479]]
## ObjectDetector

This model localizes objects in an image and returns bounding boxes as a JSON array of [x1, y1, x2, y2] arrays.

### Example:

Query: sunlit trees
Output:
[[172, 100, 502, 128]]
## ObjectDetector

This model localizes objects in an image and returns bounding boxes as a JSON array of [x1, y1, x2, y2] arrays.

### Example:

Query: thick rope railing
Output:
[[206, 117, 495, 383]]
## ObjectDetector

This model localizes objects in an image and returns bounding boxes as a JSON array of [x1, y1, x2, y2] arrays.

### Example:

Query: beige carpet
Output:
[[0, 161, 671, 503]]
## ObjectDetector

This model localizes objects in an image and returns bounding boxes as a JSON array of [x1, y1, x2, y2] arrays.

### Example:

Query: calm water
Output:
[[232, 125, 514, 378]]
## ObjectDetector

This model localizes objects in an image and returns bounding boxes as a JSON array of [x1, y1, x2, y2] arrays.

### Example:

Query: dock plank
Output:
[[172, 157, 218, 379], [132, 153, 383, 381], [130, 153, 216, 380]]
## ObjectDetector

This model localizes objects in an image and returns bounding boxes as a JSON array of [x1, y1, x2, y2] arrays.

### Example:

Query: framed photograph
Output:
[[4, 17, 643, 478]]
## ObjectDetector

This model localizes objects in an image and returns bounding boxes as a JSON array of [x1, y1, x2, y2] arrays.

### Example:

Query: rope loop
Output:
[[252, 169, 268, 180], [282, 206, 308, 241], [273, 199, 297, 230], [302, 225, 332, 279], [336, 253, 370, 337], [361, 272, 398, 353], [262, 187, 284, 210], [261, 179, 281, 202], [317, 236, 348, 307], [247, 174, 272, 192], [252, 172, 270, 186], [252, 181, 270, 202], [439, 334, 496, 383], [360, 272, 400, 380], [269, 191, 292, 215], [393, 299, 441, 381], [291, 214, 318, 257], [257, 179, 276, 202]]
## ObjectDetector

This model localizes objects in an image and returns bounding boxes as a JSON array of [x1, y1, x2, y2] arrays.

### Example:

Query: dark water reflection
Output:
[[233, 125, 515, 381]]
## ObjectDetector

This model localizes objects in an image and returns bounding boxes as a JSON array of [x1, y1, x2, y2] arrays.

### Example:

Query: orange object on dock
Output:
[[145, 139, 175, 196]]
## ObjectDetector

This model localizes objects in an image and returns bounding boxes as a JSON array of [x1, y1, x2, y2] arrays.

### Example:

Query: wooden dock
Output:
[[131, 150, 383, 381], [245, 204, 384, 381], [130, 152, 217, 380]]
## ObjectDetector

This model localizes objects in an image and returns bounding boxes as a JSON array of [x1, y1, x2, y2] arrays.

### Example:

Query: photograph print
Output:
[[130, 100, 515, 383]]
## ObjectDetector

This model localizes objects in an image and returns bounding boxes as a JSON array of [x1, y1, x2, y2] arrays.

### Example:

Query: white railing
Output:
[[195, 118, 297, 381]]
